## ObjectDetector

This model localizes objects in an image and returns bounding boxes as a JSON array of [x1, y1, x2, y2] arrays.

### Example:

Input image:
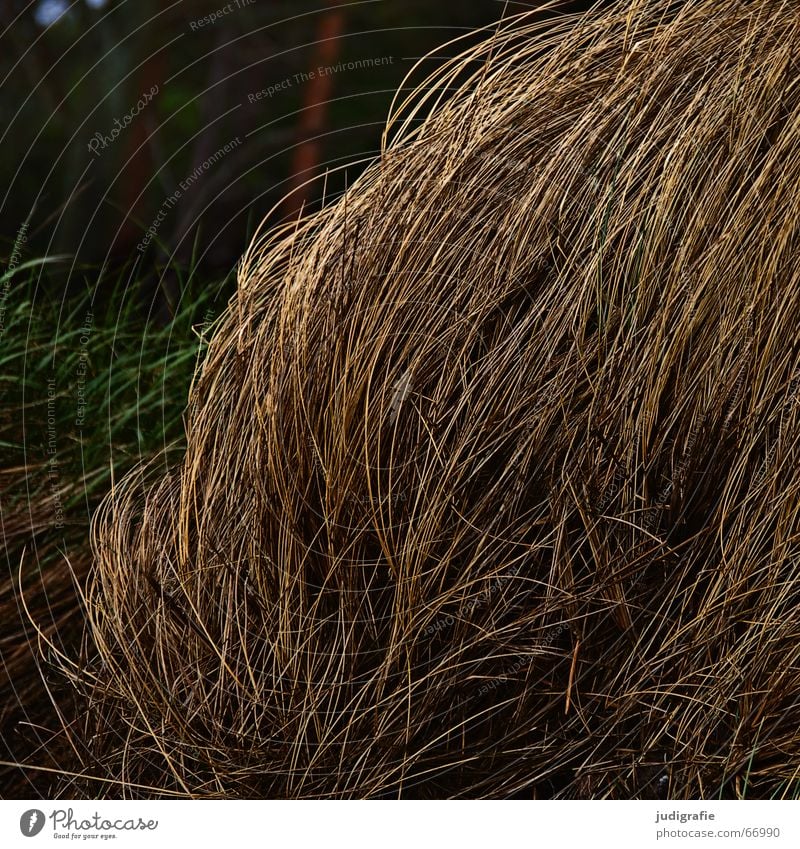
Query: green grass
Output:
[[0, 256, 234, 795], [0, 253, 236, 579], [1, 259, 233, 537]]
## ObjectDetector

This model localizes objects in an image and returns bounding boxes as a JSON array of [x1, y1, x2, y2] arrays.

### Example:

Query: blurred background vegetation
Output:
[[3, 0, 523, 291], [1, 1, 605, 287]]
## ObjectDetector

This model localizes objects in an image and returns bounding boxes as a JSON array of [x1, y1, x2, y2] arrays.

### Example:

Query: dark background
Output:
[[0, 0, 607, 312]]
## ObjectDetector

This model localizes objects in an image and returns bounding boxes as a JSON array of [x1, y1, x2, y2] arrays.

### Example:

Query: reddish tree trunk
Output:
[[283, 3, 346, 220]]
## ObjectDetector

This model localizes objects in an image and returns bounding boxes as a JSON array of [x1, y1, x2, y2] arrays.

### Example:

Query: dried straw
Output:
[[62, 0, 800, 798]]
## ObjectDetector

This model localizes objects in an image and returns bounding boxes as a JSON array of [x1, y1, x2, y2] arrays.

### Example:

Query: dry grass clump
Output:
[[62, 0, 800, 798], [0, 461, 85, 796]]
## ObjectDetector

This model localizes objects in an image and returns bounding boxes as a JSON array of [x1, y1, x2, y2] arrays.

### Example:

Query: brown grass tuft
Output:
[[60, 0, 800, 798]]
